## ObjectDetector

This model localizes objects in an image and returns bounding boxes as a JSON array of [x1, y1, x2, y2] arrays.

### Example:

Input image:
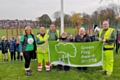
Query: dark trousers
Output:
[[116, 43, 120, 54], [10, 52, 16, 61], [32, 51, 36, 59], [23, 51, 33, 69], [57, 64, 70, 71], [118, 44, 120, 50], [77, 67, 88, 71], [17, 52, 23, 61]]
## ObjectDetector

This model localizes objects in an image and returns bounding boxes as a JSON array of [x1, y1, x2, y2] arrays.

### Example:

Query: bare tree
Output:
[[100, 0, 113, 2], [108, 3, 120, 18], [64, 14, 71, 27], [53, 11, 61, 19], [52, 11, 62, 26]]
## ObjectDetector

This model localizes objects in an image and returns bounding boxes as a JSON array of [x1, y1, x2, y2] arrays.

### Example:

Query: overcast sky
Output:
[[0, 0, 119, 21]]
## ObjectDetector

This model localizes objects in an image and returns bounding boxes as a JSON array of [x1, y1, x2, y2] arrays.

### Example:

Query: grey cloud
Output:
[[0, 0, 119, 20]]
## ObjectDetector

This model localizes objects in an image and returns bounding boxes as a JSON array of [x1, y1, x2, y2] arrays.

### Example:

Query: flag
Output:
[[48, 41, 103, 67]]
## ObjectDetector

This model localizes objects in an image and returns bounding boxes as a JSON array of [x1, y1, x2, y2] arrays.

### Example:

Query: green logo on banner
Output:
[[55, 43, 77, 64]]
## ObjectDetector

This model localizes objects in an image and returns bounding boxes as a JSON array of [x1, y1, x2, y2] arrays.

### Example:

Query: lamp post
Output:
[[61, 0, 64, 34]]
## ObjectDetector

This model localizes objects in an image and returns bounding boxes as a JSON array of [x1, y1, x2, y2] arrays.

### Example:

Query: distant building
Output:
[[0, 19, 38, 28]]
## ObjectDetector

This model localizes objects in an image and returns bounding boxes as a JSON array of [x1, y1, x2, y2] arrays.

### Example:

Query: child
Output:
[[68, 34, 74, 42], [9, 37, 16, 61], [57, 32, 70, 71], [1, 36, 9, 61], [15, 36, 23, 61]]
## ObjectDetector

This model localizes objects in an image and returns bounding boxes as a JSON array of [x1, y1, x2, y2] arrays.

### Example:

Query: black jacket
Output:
[[1, 40, 9, 52], [75, 34, 91, 42], [59, 37, 74, 42], [59, 37, 68, 42]]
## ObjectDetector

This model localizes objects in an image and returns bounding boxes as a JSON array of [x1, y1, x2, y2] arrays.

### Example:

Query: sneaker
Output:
[[46, 62, 50, 72], [57, 65, 62, 71], [64, 66, 70, 71], [46, 66, 50, 72], [26, 70, 31, 76], [38, 66, 42, 72], [77, 67, 82, 70], [82, 67, 88, 71]]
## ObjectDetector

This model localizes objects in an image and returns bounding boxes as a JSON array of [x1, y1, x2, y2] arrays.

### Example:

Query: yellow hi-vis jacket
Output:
[[36, 34, 48, 53], [99, 28, 114, 48]]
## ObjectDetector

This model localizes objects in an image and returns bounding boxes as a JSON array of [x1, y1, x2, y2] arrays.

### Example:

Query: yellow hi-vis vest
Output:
[[46, 29, 60, 39], [99, 28, 114, 48], [36, 34, 48, 53]]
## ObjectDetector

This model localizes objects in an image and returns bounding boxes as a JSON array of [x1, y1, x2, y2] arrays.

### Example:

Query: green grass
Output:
[[0, 54, 120, 80], [0, 28, 22, 39], [0, 27, 76, 39], [0, 28, 120, 80], [32, 28, 76, 36]]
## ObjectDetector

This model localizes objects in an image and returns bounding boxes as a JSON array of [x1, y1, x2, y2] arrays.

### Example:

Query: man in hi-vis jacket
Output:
[[96, 21, 115, 76]]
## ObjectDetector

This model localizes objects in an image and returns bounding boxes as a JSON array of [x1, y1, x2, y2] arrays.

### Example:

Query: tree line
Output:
[[37, 3, 120, 28]]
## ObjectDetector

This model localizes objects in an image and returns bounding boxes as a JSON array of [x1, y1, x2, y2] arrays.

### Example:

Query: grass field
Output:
[[0, 28, 120, 80], [0, 53, 120, 80], [0, 27, 76, 39]]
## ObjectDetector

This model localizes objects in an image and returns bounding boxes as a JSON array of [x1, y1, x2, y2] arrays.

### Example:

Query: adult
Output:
[[75, 27, 91, 71], [116, 30, 120, 54], [46, 24, 60, 69], [97, 21, 115, 76], [20, 26, 36, 76], [36, 27, 50, 72], [46, 24, 59, 41]]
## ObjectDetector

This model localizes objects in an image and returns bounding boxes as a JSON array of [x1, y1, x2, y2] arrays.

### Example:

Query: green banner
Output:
[[48, 41, 103, 67]]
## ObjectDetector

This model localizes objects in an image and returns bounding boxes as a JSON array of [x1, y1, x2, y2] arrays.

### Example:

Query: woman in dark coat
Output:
[[20, 26, 36, 76], [75, 27, 91, 71]]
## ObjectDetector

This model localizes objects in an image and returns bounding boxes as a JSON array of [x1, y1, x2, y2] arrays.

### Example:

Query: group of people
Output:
[[19, 24, 60, 76], [1, 36, 23, 62], [0, 20, 115, 77]]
